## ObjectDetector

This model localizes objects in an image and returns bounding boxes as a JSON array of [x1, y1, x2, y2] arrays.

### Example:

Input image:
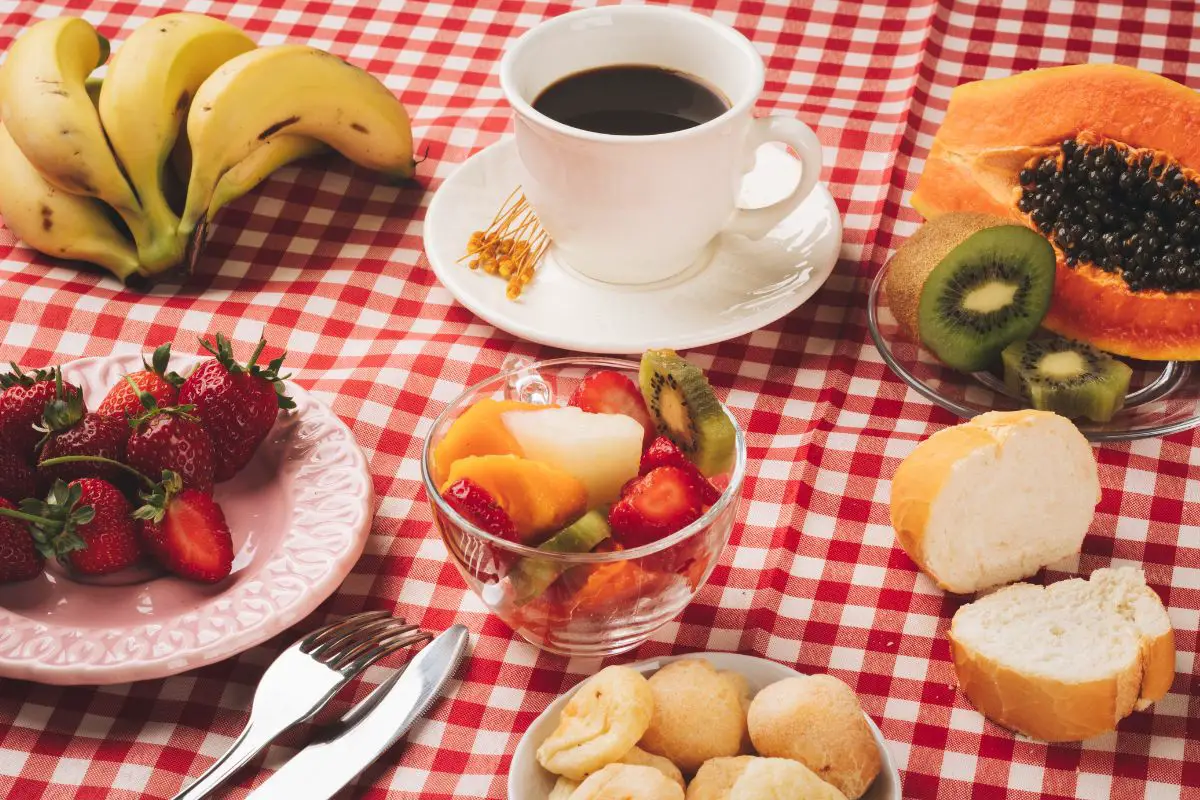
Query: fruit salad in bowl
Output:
[[422, 351, 746, 657]]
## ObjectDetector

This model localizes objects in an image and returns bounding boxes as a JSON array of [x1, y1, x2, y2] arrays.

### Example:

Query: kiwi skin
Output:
[[885, 212, 1020, 341]]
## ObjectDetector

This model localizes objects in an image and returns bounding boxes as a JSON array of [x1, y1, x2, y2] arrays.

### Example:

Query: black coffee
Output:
[[532, 65, 729, 136]]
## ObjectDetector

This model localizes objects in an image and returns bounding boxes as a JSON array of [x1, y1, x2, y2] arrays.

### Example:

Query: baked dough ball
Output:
[[720, 670, 755, 754], [638, 659, 748, 774], [685, 756, 755, 800], [728, 758, 848, 800], [747, 676, 881, 799], [618, 746, 685, 788], [570, 764, 685, 800], [538, 666, 654, 780], [551, 777, 581, 800]]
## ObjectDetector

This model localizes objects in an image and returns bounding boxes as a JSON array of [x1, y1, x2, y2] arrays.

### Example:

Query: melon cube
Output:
[[501, 406, 643, 506]]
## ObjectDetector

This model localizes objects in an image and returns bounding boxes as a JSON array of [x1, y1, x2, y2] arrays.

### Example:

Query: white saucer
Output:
[[424, 138, 842, 354]]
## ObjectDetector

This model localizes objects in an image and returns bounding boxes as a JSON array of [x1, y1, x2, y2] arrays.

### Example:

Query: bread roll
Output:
[[638, 659, 748, 775], [569, 764, 684, 800], [685, 757, 754, 800], [728, 758, 848, 800], [538, 666, 654, 780], [617, 747, 685, 788], [949, 566, 1175, 742], [747, 675, 880, 800], [890, 410, 1098, 593], [550, 777, 581, 800]]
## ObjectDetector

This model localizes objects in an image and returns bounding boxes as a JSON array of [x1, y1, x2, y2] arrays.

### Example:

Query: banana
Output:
[[0, 123, 142, 282], [181, 44, 414, 242], [98, 13, 255, 272], [0, 18, 163, 270], [208, 135, 328, 221]]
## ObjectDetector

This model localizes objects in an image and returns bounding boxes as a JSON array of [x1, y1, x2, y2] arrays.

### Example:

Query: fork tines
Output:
[[300, 611, 433, 674]]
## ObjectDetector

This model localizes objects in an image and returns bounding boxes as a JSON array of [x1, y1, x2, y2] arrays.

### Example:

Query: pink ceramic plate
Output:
[[0, 353, 374, 685]]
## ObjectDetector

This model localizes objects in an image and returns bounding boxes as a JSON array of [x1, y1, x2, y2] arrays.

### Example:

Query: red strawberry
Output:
[[0, 448, 36, 503], [441, 478, 517, 541], [569, 371, 656, 450], [135, 473, 233, 583], [36, 376, 128, 484], [178, 334, 294, 482], [125, 391, 215, 491], [0, 497, 43, 582], [608, 466, 704, 549], [0, 365, 82, 459], [97, 343, 184, 419], [17, 478, 141, 576], [640, 436, 721, 506]]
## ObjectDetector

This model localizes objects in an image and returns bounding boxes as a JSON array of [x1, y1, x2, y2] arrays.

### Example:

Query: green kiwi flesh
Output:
[[1001, 335, 1133, 422], [639, 349, 735, 477], [509, 510, 611, 605], [916, 226, 1056, 372]]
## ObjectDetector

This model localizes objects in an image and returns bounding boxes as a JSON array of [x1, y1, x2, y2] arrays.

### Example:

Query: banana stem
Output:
[[39, 455, 155, 488]]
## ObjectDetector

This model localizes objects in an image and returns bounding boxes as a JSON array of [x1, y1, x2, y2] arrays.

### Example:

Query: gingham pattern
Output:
[[0, 1, 1196, 798]]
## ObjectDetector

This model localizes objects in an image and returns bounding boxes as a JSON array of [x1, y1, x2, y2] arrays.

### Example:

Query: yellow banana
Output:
[[0, 123, 142, 282], [0, 18, 162, 269], [181, 45, 414, 242], [208, 135, 328, 220], [98, 12, 255, 272]]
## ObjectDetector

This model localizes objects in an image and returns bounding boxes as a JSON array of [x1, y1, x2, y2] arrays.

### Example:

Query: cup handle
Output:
[[724, 115, 824, 240]]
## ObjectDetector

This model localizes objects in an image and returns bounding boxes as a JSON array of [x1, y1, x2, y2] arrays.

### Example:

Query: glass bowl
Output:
[[866, 261, 1200, 442], [422, 356, 746, 657]]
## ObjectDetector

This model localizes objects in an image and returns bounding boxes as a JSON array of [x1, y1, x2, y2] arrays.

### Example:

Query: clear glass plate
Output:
[[866, 263, 1200, 442]]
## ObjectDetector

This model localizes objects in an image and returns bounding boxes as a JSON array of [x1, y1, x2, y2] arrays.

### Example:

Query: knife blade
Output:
[[246, 624, 469, 800]]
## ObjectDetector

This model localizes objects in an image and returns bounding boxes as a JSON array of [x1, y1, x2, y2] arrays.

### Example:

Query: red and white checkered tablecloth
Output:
[[0, 1, 1197, 798]]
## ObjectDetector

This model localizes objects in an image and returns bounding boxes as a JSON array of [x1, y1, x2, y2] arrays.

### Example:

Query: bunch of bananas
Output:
[[0, 13, 415, 285]]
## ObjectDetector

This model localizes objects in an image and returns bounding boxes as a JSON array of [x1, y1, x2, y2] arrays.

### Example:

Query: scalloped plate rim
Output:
[[0, 353, 374, 685]]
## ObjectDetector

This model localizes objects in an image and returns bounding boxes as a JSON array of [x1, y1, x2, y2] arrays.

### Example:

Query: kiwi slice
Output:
[[510, 510, 611, 605], [639, 349, 735, 477], [886, 213, 1056, 373], [1001, 335, 1132, 422]]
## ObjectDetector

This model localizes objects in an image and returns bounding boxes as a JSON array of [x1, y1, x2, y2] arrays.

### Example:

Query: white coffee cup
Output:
[[500, 5, 823, 286]]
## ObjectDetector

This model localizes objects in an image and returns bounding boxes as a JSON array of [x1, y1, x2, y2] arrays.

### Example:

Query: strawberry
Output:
[[125, 389, 215, 491], [608, 466, 704, 549], [0, 365, 82, 459], [640, 436, 721, 506], [0, 448, 36, 503], [178, 333, 294, 481], [36, 373, 127, 484], [0, 498, 43, 582], [441, 478, 517, 541], [134, 473, 233, 583], [97, 343, 184, 419], [569, 370, 656, 450], [15, 478, 141, 576]]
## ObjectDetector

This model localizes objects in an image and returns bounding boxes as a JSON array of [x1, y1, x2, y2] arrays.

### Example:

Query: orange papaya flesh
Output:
[[912, 64, 1200, 360]]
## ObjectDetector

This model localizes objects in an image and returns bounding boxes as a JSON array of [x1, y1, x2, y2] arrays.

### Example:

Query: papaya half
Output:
[[912, 64, 1200, 361]]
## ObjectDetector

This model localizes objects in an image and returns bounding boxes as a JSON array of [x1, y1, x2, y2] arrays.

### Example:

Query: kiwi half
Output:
[[1001, 334, 1132, 422], [639, 349, 735, 477], [886, 213, 1056, 372]]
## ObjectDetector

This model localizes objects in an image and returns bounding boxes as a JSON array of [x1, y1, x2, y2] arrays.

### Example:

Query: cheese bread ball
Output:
[[550, 777, 581, 800], [538, 666, 654, 780], [684, 756, 755, 800], [728, 758, 847, 800], [569, 764, 685, 800], [747, 676, 881, 799], [638, 659, 748, 774], [617, 747, 685, 788]]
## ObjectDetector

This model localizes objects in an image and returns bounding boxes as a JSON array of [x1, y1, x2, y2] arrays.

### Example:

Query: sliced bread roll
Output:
[[949, 567, 1175, 742], [889, 410, 1099, 594]]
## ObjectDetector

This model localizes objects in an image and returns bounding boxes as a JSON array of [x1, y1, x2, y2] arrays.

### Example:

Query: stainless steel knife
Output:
[[246, 624, 469, 800]]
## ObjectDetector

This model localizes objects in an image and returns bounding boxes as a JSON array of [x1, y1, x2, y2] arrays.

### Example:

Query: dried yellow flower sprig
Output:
[[461, 187, 550, 299]]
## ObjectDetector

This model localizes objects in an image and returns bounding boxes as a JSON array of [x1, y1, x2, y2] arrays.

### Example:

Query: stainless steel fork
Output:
[[173, 611, 432, 800]]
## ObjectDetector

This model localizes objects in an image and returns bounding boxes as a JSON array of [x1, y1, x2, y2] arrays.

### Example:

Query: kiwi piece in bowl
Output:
[[885, 213, 1057, 372], [1001, 334, 1133, 423]]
